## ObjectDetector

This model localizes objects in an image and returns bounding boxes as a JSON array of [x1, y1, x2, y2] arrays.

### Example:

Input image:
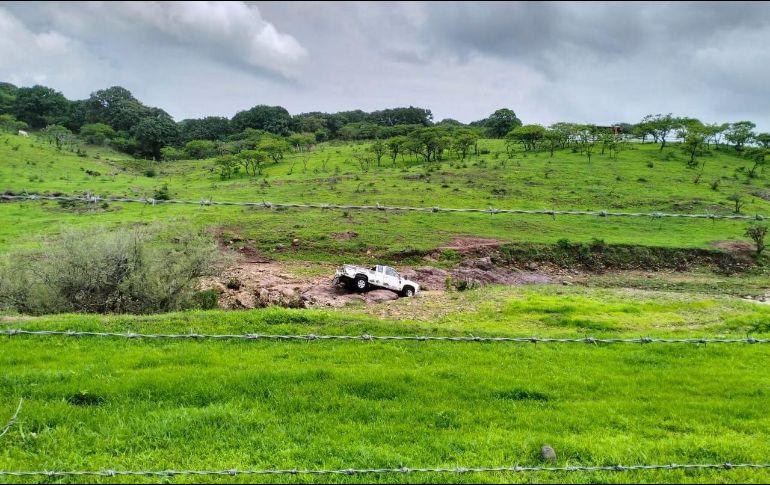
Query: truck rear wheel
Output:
[[353, 276, 368, 292]]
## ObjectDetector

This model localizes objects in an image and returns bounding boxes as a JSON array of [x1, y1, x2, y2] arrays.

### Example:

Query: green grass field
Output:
[[2, 288, 770, 484], [3, 134, 770, 483]]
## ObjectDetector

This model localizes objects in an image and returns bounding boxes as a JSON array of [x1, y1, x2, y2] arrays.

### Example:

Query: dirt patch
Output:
[[202, 255, 561, 310], [330, 231, 359, 241], [438, 237, 507, 254], [711, 240, 754, 253], [212, 227, 272, 262]]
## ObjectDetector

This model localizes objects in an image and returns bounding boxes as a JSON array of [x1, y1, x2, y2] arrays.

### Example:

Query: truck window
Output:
[[385, 268, 398, 278]]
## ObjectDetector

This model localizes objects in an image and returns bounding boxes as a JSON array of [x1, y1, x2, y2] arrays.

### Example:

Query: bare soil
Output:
[[200, 256, 567, 310]]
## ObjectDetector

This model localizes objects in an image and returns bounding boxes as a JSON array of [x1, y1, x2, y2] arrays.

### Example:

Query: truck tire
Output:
[[401, 286, 415, 297], [353, 275, 369, 292]]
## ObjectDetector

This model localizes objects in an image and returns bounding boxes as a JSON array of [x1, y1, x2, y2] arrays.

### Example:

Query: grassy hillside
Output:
[[3, 133, 770, 483], [1, 133, 769, 257], [2, 288, 770, 484]]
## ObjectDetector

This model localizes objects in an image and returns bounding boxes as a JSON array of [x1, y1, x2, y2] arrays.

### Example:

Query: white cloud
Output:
[[0, 8, 108, 87], [112, 1, 307, 76]]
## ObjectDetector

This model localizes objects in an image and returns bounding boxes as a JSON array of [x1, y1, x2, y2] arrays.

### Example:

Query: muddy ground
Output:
[[202, 232, 583, 311], [200, 257, 576, 309]]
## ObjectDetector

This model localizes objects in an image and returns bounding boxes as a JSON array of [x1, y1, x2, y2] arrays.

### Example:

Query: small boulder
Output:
[[540, 445, 557, 462]]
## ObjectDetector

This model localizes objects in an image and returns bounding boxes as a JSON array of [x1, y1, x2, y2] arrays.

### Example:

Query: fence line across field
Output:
[[2, 329, 768, 345], [1, 462, 769, 478], [2, 194, 767, 221]]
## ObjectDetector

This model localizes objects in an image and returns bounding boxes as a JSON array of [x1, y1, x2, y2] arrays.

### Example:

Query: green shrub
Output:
[[0, 227, 227, 315], [193, 289, 220, 310]]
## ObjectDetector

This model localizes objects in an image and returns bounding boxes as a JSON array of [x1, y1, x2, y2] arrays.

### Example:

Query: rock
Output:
[[275, 243, 285, 250], [291, 238, 300, 247], [364, 289, 400, 303], [234, 291, 256, 309], [526, 262, 539, 271], [561, 280, 573, 286], [540, 445, 557, 462]]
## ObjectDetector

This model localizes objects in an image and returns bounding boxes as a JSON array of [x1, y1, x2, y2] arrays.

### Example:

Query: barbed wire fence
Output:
[[1, 462, 769, 478], [2, 194, 767, 221], [2, 329, 768, 344], [0, 399, 22, 441]]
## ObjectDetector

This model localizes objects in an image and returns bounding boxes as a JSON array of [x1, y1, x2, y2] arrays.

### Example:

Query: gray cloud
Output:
[[1, 1, 770, 129]]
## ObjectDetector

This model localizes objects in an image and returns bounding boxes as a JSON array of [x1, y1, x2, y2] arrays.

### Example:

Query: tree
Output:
[[0, 82, 17, 114], [725, 121, 756, 151], [0, 114, 27, 134], [755, 133, 770, 149], [451, 129, 479, 160], [258, 136, 290, 163], [485, 108, 522, 138], [641, 114, 680, 150], [631, 122, 652, 143], [541, 129, 561, 156], [40, 124, 75, 150], [387, 136, 407, 164], [238, 150, 267, 176], [178, 116, 233, 143], [86, 86, 147, 132], [231, 105, 293, 135], [368, 106, 433, 126], [160, 146, 185, 161], [677, 120, 707, 167], [132, 114, 179, 160], [576, 125, 597, 163], [79, 123, 115, 145], [727, 194, 745, 214], [287, 132, 315, 152], [702, 123, 728, 149], [745, 223, 768, 256], [370, 139, 386, 167], [12, 85, 69, 129], [215, 155, 239, 179], [183, 139, 217, 159], [407, 127, 451, 163], [508, 124, 545, 151]]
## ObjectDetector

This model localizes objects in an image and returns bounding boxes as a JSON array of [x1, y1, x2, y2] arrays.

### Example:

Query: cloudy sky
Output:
[[1, 1, 769, 128]]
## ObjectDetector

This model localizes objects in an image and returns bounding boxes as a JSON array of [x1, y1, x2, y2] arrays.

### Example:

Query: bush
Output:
[[745, 223, 768, 256], [445, 276, 479, 292], [0, 227, 227, 315]]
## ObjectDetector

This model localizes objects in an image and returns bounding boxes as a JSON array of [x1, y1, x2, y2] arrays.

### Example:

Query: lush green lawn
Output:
[[2, 288, 770, 484], [1, 133, 770, 257]]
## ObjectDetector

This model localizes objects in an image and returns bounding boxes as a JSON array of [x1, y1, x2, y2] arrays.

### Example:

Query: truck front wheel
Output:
[[401, 286, 415, 297], [353, 276, 369, 293]]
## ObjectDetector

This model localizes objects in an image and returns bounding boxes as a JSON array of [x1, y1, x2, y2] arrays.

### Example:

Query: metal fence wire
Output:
[[2, 194, 767, 221], [1, 329, 768, 344]]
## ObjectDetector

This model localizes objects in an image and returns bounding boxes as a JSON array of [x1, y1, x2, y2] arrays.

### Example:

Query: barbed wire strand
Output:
[[0, 399, 23, 441], [1, 462, 768, 477], [2, 194, 766, 221], [1, 329, 767, 344]]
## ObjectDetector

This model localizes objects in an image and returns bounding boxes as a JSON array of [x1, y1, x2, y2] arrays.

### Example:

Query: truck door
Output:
[[372, 265, 385, 286], [384, 267, 400, 289]]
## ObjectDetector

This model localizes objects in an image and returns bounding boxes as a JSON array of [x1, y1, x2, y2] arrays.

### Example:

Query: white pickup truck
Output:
[[334, 264, 420, 297]]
